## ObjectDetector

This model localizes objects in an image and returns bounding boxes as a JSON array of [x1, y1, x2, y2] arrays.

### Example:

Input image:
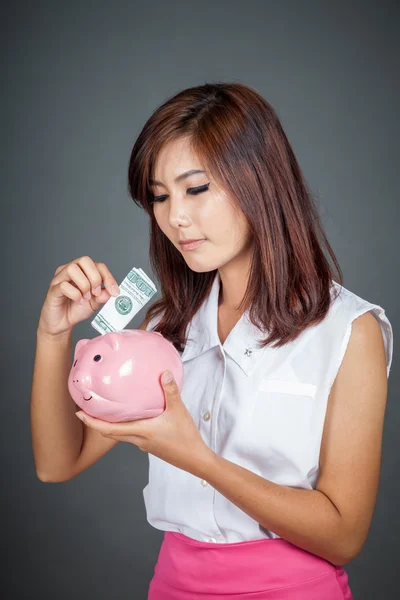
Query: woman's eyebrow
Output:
[[149, 169, 208, 187]]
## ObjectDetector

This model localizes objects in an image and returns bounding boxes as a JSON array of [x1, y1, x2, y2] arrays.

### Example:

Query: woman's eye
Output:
[[151, 194, 168, 203], [188, 183, 210, 196], [150, 183, 210, 204]]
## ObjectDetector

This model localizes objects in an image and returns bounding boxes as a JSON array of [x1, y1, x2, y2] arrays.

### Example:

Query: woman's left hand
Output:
[[75, 370, 215, 476]]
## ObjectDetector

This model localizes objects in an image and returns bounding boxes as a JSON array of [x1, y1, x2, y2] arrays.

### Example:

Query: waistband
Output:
[[154, 531, 346, 596]]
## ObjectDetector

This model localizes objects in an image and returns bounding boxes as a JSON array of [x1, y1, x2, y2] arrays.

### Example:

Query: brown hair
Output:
[[128, 82, 343, 352]]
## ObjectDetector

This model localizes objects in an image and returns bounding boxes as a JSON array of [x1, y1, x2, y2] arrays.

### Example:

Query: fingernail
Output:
[[111, 284, 120, 296], [93, 285, 101, 296], [76, 412, 85, 422], [162, 370, 173, 384]]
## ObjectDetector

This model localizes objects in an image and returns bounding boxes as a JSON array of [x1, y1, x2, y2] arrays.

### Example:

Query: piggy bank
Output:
[[67, 329, 184, 422]]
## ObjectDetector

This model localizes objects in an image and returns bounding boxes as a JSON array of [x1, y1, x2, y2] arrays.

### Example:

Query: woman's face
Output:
[[149, 136, 253, 273]]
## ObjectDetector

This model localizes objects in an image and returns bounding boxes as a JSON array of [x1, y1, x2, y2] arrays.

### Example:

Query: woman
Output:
[[32, 83, 393, 598]]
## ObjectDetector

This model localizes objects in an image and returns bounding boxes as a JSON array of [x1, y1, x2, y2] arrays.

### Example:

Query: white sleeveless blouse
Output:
[[143, 272, 393, 543]]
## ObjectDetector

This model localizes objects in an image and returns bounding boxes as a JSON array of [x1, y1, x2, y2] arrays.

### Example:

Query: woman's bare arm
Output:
[[31, 317, 150, 483]]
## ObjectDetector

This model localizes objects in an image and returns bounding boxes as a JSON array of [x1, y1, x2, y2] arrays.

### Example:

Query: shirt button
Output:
[[200, 479, 208, 487], [203, 411, 211, 421]]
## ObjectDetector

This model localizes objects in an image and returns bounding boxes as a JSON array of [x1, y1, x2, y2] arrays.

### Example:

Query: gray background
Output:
[[2, 1, 398, 598]]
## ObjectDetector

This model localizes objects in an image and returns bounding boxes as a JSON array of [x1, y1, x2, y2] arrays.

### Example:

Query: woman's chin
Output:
[[184, 257, 223, 274]]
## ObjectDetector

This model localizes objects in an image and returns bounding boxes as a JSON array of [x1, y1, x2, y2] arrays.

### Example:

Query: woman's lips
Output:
[[179, 239, 207, 251]]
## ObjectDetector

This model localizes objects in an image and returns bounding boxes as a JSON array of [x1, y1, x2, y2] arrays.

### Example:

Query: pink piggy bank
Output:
[[67, 329, 184, 422]]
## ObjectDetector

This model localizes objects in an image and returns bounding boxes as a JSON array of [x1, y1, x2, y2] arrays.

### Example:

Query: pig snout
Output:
[[71, 370, 93, 401]]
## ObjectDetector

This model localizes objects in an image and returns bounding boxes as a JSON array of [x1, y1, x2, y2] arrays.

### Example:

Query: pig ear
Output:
[[74, 338, 90, 360], [103, 332, 122, 351]]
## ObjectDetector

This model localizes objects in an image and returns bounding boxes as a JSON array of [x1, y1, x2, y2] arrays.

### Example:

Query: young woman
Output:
[[32, 83, 393, 599]]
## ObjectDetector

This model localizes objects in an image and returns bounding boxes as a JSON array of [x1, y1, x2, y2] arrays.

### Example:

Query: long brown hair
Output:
[[128, 82, 343, 352]]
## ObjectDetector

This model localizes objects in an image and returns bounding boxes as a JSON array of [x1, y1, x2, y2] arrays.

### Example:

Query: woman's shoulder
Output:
[[329, 280, 389, 324], [328, 280, 393, 377]]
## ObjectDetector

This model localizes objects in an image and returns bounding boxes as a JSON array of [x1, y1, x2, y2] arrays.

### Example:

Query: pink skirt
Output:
[[148, 531, 353, 599]]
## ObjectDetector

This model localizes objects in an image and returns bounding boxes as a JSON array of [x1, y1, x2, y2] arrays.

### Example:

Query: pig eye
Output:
[[93, 355, 102, 362], [73, 360, 77, 367]]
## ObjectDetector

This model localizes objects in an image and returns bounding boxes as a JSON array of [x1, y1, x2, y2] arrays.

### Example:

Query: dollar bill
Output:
[[91, 267, 157, 335], [135, 268, 157, 292]]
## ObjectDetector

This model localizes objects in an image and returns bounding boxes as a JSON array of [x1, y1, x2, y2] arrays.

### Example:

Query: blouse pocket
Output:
[[247, 378, 317, 469], [258, 379, 317, 397]]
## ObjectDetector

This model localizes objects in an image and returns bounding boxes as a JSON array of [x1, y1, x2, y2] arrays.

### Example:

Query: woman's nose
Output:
[[168, 203, 192, 228]]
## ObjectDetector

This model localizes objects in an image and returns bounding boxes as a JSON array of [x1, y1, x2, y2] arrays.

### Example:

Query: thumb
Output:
[[161, 371, 180, 400], [162, 370, 174, 386]]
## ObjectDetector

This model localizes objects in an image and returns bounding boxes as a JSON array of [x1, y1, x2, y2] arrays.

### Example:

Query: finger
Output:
[[51, 263, 94, 303], [52, 258, 89, 283], [57, 280, 88, 305], [51, 260, 96, 299], [76, 412, 147, 437], [54, 263, 68, 276], [51, 256, 120, 300], [94, 261, 120, 297]]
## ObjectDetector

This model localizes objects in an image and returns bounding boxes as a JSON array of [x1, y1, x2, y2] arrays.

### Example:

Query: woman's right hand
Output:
[[37, 256, 120, 338]]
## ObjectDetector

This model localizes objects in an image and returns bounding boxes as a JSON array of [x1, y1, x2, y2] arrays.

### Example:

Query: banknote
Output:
[[91, 266, 157, 335]]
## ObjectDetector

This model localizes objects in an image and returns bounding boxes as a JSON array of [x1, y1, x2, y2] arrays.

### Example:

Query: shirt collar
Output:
[[180, 271, 269, 377]]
